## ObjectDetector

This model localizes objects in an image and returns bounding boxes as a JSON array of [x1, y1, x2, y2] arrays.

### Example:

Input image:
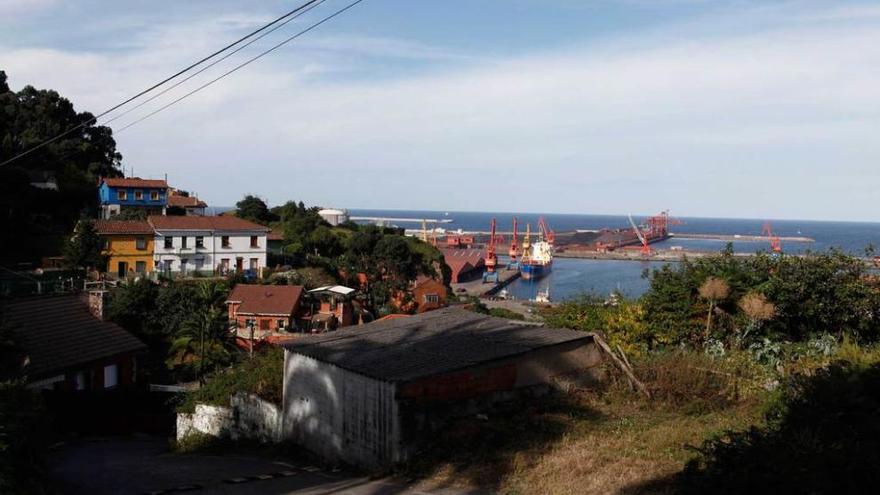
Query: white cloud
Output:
[[2, 2, 880, 221]]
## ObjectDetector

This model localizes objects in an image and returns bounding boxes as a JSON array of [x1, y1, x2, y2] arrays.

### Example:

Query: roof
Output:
[[309, 285, 356, 296], [102, 177, 168, 188], [2, 294, 147, 379], [282, 307, 592, 383], [148, 215, 269, 232], [167, 195, 207, 208], [267, 228, 284, 241], [95, 220, 154, 235], [440, 248, 485, 278], [226, 284, 304, 316]]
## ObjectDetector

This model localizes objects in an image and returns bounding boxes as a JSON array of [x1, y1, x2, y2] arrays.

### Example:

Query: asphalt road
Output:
[[48, 436, 477, 495]]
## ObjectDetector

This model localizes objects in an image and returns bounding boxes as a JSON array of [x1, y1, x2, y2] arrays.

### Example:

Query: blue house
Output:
[[98, 177, 168, 219]]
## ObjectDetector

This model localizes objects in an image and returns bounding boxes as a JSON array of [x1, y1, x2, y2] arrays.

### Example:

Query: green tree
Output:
[[235, 195, 276, 225], [62, 218, 106, 270], [167, 281, 236, 382], [1, 70, 122, 264]]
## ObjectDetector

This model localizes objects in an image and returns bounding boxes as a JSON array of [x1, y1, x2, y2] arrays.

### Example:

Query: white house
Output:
[[148, 216, 269, 275]]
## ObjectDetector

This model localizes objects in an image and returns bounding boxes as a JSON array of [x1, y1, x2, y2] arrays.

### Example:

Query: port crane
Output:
[[762, 222, 782, 254], [508, 217, 519, 269], [483, 217, 499, 283], [538, 217, 555, 245], [628, 214, 652, 256]]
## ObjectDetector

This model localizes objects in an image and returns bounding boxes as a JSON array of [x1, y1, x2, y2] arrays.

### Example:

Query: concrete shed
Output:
[[281, 307, 602, 469]]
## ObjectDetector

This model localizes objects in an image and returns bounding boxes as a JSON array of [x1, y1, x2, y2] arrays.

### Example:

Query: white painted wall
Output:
[[282, 352, 401, 469], [152, 229, 267, 274]]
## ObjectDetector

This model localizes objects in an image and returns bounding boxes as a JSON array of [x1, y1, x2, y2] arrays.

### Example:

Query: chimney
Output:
[[87, 290, 110, 321]]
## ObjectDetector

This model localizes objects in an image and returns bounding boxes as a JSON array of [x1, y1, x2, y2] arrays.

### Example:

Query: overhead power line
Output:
[[102, 0, 328, 128], [116, 0, 367, 134], [0, 0, 321, 168]]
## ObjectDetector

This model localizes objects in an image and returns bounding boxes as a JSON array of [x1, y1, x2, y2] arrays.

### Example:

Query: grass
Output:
[[403, 353, 772, 495]]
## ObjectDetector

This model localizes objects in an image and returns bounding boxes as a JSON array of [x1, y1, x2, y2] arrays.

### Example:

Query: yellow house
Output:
[[95, 220, 156, 278]]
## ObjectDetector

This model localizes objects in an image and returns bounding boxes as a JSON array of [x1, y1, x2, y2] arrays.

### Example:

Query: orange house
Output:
[[95, 220, 155, 278], [226, 284, 304, 334], [412, 277, 447, 313]]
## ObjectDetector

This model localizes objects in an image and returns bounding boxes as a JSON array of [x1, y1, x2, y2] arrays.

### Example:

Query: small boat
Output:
[[534, 288, 551, 304]]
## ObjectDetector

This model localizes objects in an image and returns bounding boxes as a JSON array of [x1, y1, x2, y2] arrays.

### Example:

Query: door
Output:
[[236, 258, 243, 272], [117, 261, 128, 278]]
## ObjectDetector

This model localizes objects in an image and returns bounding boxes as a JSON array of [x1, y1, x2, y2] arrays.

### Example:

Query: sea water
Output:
[[351, 209, 880, 300]]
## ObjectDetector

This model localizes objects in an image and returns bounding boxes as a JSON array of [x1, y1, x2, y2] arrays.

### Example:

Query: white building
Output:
[[318, 208, 349, 226], [148, 216, 269, 275]]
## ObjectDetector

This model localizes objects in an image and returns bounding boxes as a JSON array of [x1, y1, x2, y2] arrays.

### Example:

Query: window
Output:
[[164, 236, 173, 249], [136, 237, 146, 250], [260, 319, 270, 331], [180, 259, 187, 273], [424, 294, 440, 304], [103, 364, 119, 389], [134, 190, 143, 200], [250, 236, 259, 248], [277, 319, 286, 330], [150, 190, 160, 201], [221, 258, 230, 271], [117, 189, 127, 201], [135, 261, 146, 273], [195, 236, 204, 248], [194, 258, 204, 270], [244, 318, 255, 328], [250, 258, 258, 270], [181, 236, 188, 249], [102, 239, 109, 250], [222, 236, 230, 248]]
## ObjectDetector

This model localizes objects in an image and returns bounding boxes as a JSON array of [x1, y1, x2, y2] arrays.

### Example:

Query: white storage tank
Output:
[[318, 208, 349, 226]]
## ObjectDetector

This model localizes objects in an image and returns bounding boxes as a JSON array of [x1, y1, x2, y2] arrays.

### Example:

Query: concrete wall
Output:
[[282, 352, 401, 469], [176, 393, 282, 443]]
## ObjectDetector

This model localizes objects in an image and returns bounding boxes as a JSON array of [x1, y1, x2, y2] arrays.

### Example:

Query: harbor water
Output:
[[351, 209, 880, 300]]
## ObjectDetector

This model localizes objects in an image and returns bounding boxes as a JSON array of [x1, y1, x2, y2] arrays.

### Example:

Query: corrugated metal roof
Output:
[[2, 295, 147, 379], [282, 307, 591, 383]]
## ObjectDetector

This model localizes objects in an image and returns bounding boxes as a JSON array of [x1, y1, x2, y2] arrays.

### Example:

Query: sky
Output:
[[2, 0, 880, 221]]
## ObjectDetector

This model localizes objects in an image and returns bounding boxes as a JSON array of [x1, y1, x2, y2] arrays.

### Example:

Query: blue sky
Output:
[[2, 0, 880, 221]]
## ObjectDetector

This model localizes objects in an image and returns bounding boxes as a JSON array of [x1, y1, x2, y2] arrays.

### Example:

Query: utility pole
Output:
[[248, 321, 255, 359]]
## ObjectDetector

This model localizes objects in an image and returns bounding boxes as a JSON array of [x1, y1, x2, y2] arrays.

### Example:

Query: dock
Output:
[[451, 268, 521, 298], [670, 233, 815, 243]]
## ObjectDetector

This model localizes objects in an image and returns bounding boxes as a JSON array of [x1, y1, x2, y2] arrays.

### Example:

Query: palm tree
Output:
[[167, 281, 235, 382]]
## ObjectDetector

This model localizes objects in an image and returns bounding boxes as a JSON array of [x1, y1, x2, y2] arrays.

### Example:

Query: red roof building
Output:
[[226, 284, 304, 336], [101, 177, 169, 188], [439, 248, 486, 283]]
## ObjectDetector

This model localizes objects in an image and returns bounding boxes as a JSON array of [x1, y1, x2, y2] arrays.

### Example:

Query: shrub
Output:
[[488, 308, 525, 321], [177, 347, 283, 413], [678, 356, 880, 494], [542, 296, 650, 358]]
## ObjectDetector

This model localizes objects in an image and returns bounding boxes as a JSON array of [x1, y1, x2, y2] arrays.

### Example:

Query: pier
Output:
[[670, 233, 815, 243]]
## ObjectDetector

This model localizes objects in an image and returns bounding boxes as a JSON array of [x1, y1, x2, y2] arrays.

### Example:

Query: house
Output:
[[2, 292, 147, 391], [148, 215, 269, 276], [226, 284, 304, 337], [98, 177, 168, 219], [440, 248, 486, 283], [267, 228, 285, 256], [167, 190, 207, 216], [95, 220, 155, 278], [280, 307, 602, 469], [412, 276, 447, 313], [304, 285, 356, 331]]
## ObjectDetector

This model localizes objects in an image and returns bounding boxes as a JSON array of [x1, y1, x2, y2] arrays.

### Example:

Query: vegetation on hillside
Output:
[[177, 347, 283, 414], [0, 70, 122, 263]]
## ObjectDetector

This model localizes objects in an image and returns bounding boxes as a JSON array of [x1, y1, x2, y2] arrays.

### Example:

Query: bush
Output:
[[542, 295, 650, 358], [488, 308, 525, 321], [177, 347, 283, 413], [677, 356, 880, 494], [0, 382, 49, 494]]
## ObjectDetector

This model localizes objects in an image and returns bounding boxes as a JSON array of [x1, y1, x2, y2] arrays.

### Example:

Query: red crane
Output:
[[628, 214, 652, 256], [538, 216, 555, 245], [762, 222, 782, 254], [485, 217, 498, 274], [508, 217, 519, 264]]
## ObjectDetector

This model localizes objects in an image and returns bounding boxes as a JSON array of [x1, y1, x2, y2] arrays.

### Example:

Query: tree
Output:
[[698, 277, 730, 343], [167, 281, 235, 383], [235, 195, 276, 224], [114, 209, 147, 221], [62, 218, 106, 270]]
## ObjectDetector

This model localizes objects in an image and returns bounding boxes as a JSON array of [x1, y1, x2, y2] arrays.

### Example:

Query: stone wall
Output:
[[175, 393, 281, 443]]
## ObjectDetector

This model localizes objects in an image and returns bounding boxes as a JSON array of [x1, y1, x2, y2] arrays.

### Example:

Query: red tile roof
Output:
[[167, 195, 207, 208], [102, 177, 168, 188], [439, 248, 485, 282], [148, 215, 269, 232], [227, 284, 304, 316], [95, 220, 154, 235], [2, 295, 146, 379], [267, 228, 284, 241]]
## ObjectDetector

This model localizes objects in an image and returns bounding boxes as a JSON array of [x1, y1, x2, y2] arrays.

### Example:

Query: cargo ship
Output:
[[520, 219, 554, 281]]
